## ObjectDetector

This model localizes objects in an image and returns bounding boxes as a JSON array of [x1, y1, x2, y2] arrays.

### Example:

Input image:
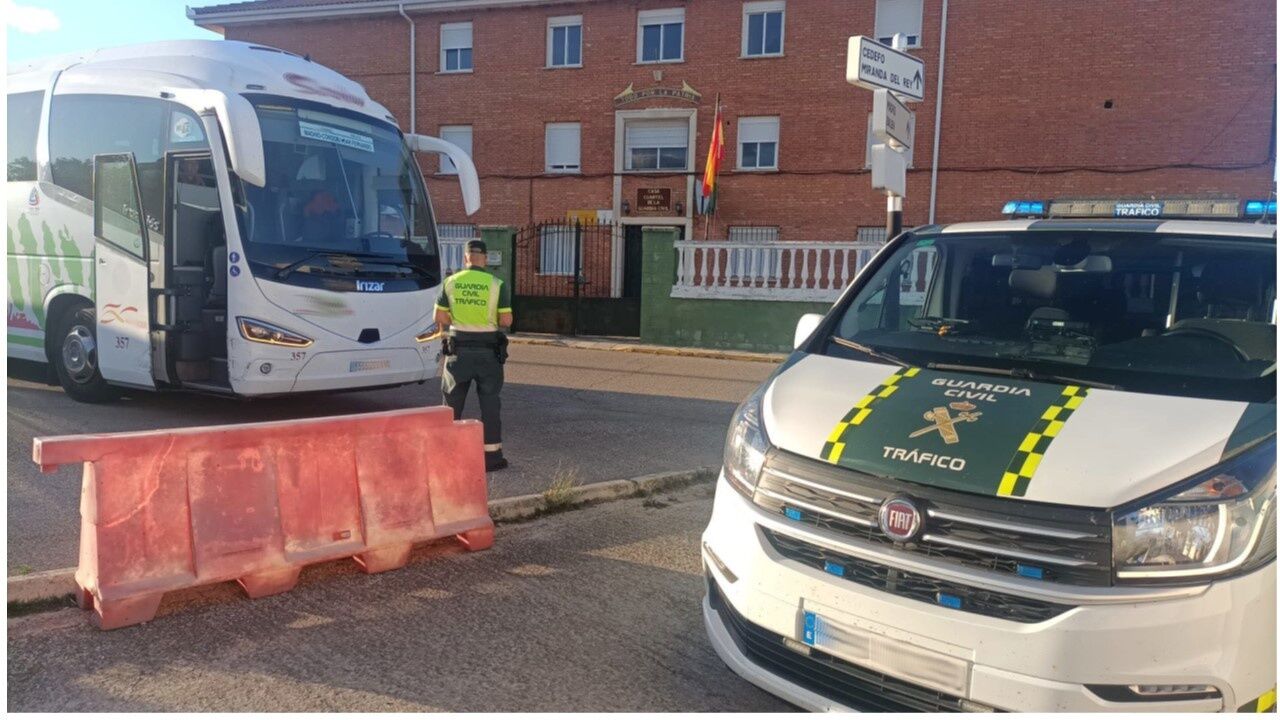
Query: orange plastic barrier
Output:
[[32, 406, 493, 630]]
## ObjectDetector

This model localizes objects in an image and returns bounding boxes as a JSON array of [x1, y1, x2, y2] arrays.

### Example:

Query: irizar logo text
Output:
[[356, 280, 385, 292], [931, 378, 1031, 404]]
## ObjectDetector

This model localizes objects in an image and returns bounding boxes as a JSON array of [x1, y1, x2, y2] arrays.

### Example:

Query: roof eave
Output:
[[189, 0, 572, 27]]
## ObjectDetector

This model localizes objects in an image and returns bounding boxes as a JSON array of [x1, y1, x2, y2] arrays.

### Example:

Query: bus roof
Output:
[[7, 40, 395, 127]]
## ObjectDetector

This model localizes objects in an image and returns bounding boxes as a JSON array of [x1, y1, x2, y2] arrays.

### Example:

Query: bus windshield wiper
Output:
[[829, 336, 910, 367], [928, 362, 1120, 390], [275, 251, 334, 279]]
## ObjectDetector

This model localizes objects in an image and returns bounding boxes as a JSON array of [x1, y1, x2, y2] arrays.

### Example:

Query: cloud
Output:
[[4, 1, 61, 34]]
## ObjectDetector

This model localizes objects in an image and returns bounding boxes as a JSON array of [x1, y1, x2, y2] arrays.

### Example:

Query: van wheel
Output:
[[51, 303, 120, 403]]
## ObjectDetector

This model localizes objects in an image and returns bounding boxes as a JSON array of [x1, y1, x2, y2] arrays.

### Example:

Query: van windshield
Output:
[[233, 95, 440, 290], [821, 229, 1276, 403]]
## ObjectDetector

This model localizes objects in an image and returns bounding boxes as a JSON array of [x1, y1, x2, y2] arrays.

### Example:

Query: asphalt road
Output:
[[8, 482, 793, 712], [7, 343, 774, 573]]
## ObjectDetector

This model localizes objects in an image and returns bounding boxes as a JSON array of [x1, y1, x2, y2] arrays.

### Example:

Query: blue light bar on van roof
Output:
[[1243, 199, 1277, 217], [1001, 200, 1046, 217], [1003, 198, 1244, 219]]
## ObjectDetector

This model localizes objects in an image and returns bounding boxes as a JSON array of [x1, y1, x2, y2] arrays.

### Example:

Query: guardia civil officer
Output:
[[434, 240, 513, 471]]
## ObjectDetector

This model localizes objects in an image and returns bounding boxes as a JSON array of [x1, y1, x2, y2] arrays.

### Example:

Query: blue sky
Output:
[[6, 0, 221, 63]]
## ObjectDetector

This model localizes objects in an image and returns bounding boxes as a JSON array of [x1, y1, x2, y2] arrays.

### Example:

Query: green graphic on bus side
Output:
[[7, 213, 91, 332]]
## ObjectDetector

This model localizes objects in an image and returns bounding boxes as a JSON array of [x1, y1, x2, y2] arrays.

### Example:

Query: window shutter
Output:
[[546, 123, 580, 170], [439, 126, 472, 173], [441, 22, 472, 50], [738, 117, 779, 145], [624, 119, 688, 153], [874, 0, 923, 44]]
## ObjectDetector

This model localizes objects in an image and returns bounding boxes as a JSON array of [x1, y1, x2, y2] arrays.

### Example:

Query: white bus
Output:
[[7, 40, 478, 402]]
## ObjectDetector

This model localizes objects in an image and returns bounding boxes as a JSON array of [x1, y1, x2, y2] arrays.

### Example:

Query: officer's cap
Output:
[[466, 239, 488, 255]]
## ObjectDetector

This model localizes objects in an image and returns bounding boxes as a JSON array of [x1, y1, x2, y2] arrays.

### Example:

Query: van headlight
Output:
[[237, 317, 313, 348], [723, 383, 772, 499], [1113, 437, 1275, 583]]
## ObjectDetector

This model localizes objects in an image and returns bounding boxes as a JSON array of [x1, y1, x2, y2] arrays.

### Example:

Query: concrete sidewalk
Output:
[[508, 332, 789, 364], [8, 343, 775, 574]]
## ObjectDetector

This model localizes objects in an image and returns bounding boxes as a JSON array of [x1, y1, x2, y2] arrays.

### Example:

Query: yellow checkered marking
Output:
[[997, 385, 1088, 497], [1239, 687, 1277, 712], [822, 367, 920, 464]]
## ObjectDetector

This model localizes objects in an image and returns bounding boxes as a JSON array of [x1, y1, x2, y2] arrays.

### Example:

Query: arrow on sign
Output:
[[912, 70, 923, 90]]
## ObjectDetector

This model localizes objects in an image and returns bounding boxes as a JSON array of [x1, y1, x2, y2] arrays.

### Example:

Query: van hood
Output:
[[763, 353, 1273, 508]]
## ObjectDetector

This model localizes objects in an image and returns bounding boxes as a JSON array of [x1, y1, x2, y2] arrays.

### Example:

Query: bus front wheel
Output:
[[52, 302, 120, 403]]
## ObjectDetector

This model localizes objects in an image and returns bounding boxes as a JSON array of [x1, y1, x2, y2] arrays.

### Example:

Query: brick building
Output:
[[189, 0, 1276, 243]]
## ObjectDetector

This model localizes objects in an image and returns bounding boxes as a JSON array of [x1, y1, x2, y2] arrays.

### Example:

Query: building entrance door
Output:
[[512, 220, 641, 337]]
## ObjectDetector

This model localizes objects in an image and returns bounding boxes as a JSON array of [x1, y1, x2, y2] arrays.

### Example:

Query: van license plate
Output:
[[801, 610, 970, 696]]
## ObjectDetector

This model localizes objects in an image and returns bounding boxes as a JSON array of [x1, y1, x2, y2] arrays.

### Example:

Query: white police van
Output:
[[702, 198, 1277, 712]]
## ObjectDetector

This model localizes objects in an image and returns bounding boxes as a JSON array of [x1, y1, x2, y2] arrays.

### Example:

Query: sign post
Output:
[[847, 34, 922, 240]]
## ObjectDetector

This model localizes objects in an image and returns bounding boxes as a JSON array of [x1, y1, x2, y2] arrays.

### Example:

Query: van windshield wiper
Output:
[[908, 316, 973, 334], [829, 336, 910, 368], [928, 362, 1120, 390]]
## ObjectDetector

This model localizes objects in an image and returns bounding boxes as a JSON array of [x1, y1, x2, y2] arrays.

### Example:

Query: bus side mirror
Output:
[[795, 313, 823, 349], [406, 133, 481, 216]]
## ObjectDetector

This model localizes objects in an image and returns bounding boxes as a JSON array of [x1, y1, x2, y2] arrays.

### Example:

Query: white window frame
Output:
[[741, 1, 785, 58], [438, 125, 472, 174], [545, 122, 581, 173], [736, 116, 780, 171], [636, 8, 685, 64], [623, 117, 690, 172], [440, 21, 474, 73], [874, 0, 923, 48], [547, 15, 583, 68], [538, 224, 576, 275]]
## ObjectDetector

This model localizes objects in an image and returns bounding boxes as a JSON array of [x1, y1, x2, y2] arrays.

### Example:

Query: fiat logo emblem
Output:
[[879, 496, 923, 542]]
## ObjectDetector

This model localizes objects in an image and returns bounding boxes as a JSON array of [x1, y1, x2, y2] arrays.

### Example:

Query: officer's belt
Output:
[[450, 330, 502, 347]]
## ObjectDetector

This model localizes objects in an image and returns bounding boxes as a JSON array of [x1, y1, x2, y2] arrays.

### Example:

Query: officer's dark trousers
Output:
[[441, 347, 503, 450]]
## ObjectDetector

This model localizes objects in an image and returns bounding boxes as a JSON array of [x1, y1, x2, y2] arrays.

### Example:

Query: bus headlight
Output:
[[723, 382, 771, 499], [237, 317, 313, 348], [1113, 437, 1275, 583], [416, 323, 441, 342]]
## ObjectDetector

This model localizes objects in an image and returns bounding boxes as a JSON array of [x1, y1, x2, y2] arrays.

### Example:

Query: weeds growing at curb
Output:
[[542, 464, 582, 511], [13, 564, 33, 576]]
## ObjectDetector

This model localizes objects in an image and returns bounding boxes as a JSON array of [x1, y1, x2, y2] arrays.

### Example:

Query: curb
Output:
[[6, 467, 717, 612], [508, 334, 786, 364]]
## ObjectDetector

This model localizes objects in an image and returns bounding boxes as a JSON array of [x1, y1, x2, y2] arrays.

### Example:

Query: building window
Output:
[[539, 225, 576, 275], [728, 226, 781, 281], [737, 116, 779, 170], [742, 1, 784, 57], [624, 118, 688, 171], [438, 125, 472, 174], [547, 15, 582, 67], [545, 122, 581, 173], [6, 91, 43, 182], [438, 223, 478, 274], [441, 22, 473, 72], [637, 8, 684, 63], [857, 226, 888, 244], [875, 0, 922, 48]]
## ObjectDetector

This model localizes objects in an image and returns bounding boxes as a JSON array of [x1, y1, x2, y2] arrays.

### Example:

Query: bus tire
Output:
[[51, 302, 120, 403]]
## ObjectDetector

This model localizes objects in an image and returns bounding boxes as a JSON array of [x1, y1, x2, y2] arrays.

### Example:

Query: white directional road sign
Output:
[[846, 35, 925, 101], [872, 89, 915, 149], [870, 143, 907, 197]]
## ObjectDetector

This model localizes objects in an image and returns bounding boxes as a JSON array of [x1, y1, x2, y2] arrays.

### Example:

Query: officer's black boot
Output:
[[485, 450, 508, 472]]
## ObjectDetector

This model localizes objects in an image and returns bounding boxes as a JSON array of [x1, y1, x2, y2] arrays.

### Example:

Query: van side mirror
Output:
[[794, 313, 823, 349], [405, 133, 481, 216]]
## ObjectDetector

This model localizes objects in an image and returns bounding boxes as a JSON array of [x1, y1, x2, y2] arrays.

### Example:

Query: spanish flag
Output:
[[700, 96, 724, 215]]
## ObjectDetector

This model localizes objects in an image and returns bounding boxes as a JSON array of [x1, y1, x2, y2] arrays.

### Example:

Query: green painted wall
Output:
[[640, 227, 832, 353], [479, 225, 515, 290]]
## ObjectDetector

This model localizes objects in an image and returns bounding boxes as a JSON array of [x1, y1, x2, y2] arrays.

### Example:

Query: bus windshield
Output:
[[233, 94, 440, 290], [821, 229, 1276, 403]]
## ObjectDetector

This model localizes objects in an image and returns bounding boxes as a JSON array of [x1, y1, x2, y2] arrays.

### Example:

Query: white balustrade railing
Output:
[[672, 240, 885, 301]]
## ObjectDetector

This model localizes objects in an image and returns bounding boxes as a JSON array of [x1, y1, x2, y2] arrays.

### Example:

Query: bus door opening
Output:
[[166, 153, 229, 387]]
